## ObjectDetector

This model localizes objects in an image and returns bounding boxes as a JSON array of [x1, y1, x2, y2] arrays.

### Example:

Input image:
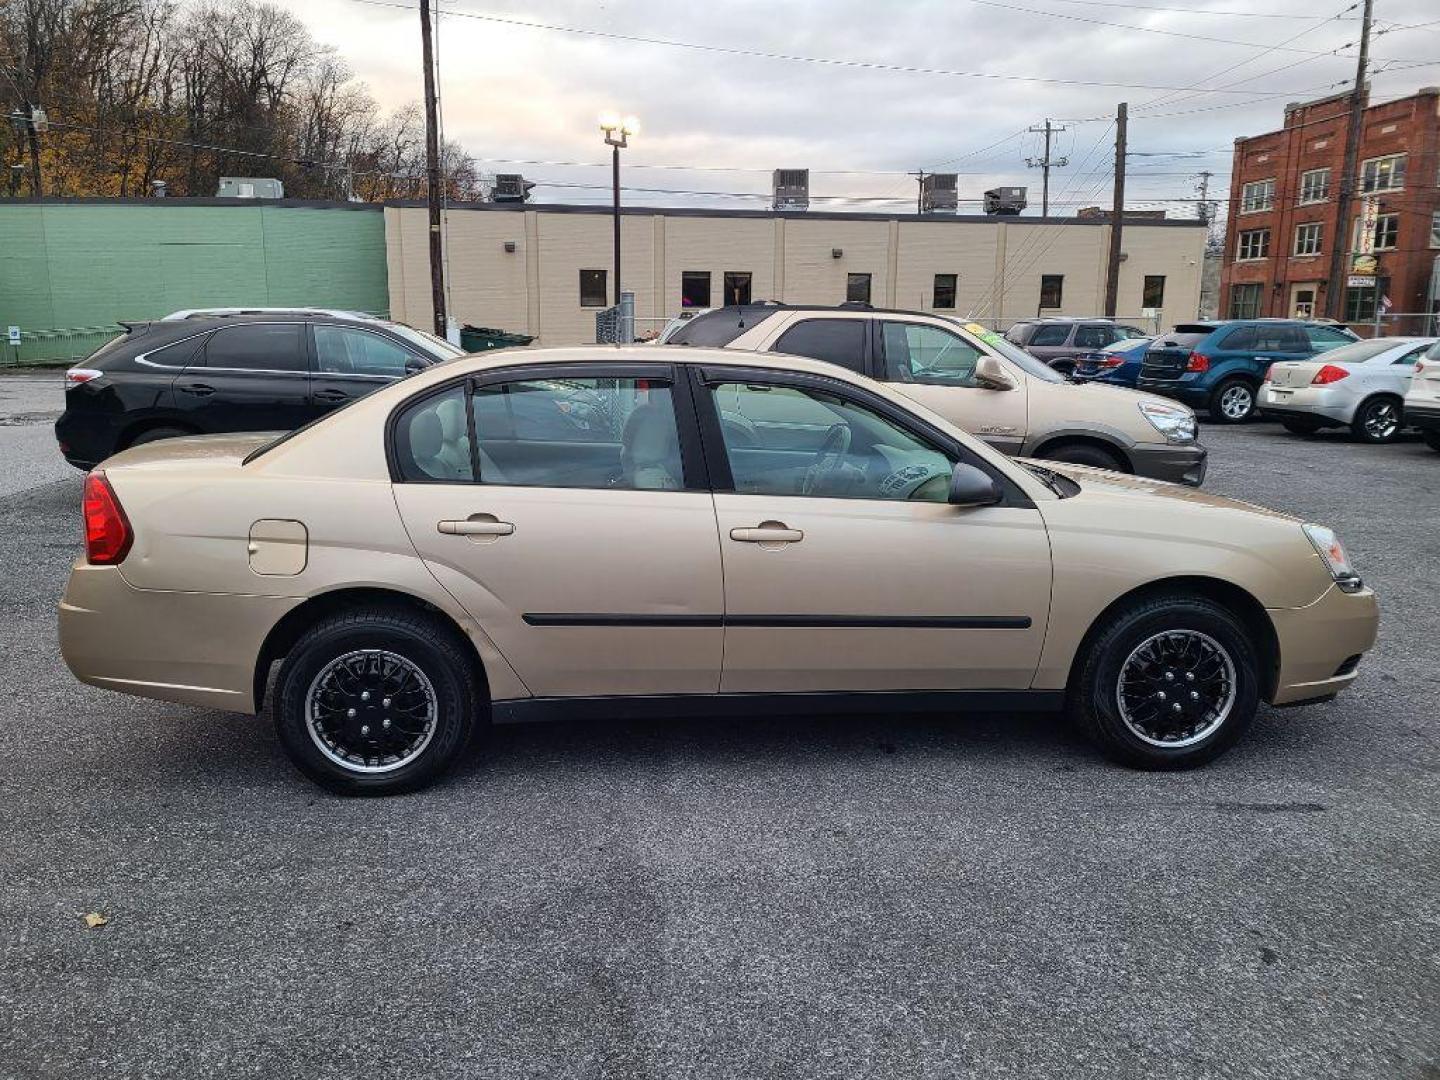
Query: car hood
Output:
[[1018, 457, 1299, 521], [1052, 378, 1185, 413]]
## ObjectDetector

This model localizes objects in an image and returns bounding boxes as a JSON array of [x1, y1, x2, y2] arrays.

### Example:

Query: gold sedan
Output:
[[59, 347, 1378, 794]]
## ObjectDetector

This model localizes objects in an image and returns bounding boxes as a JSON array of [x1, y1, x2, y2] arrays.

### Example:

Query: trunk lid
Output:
[[1266, 361, 1327, 388], [103, 431, 278, 472], [1140, 325, 1213, 381]]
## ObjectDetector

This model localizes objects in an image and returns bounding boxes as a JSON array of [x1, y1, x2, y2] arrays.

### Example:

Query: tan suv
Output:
[[669, 305, 1206, 485], [61, 346, 1375, 794]]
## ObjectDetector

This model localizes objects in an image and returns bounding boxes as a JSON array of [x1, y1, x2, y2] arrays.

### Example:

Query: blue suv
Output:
[[1136, 320, 1357, 423]]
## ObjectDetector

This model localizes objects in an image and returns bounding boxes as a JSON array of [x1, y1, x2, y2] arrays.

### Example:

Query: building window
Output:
[[579, 269, 608, 307], [1360, 153, 1406, 193], [932, 273, 958, 309], [1298, 168, 1330, 205], [1293, 222, 1324, 257], [681, 271, 711, 308], [1240, 178, 1275, 213], [1229, 283, 1263, 320], [1352, 213, 1400, 252], [723, 271, 752, 305], [1142, 275, 1165, 308], [1431, 211, 1440, 249], [846, 273, 872, 304], [1236, 229, 1270, 261], [1344, 278, 1390, 323], [1039, 274, 1064, 309]]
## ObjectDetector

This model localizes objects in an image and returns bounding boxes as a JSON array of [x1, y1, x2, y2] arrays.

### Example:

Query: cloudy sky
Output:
[[268, 0, 1439, 217]]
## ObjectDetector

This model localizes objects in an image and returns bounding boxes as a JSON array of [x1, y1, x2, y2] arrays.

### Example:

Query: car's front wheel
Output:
[[1070, 593, 1260, 769], [274, 608, 482, 795], [1209, 378, 1256, 423]]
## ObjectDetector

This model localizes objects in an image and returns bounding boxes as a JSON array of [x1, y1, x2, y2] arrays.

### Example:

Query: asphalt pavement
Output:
[[1, 394, 1436, 1079]]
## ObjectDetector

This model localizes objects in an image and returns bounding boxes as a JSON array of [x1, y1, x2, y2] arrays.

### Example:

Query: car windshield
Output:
[[941, 319, 1066, 382], [387, 323, 466, 360]]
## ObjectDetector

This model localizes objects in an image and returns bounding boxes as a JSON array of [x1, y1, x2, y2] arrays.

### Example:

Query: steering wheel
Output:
[[800, 423, 852, 495]]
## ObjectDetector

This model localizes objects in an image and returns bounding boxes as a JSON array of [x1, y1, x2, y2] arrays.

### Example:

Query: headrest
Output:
[[410, 410, 443, 458]]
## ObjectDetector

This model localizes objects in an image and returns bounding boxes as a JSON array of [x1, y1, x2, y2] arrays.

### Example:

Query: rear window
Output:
[[669, 309, 775, 347], [1153, 329, 1211, 350], [773, 318, 867, 373]]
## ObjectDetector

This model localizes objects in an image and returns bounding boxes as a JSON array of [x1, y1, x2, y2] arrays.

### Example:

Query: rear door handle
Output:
[[438, 515, 515, 537], [178, 382, 215, 397], [730, 522, 803, 544], [314, 388, 351, 403]]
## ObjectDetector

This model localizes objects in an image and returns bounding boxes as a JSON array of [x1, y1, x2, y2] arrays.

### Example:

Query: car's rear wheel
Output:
[[1281, 416, 1323, 436], [274, 608, 482, 795], [1041, 442, 1126, 472], [1050, 358, 1077, 377], [127, 426, 192, 448], [1350, 396, 1403, 443], [1069, 594, 1260, 769], [1209, 379, 1256, 423]]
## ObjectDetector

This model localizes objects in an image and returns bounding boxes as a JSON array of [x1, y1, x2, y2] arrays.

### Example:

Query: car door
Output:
[[874, 319, 1030, 454], [308, 323, 425, 421], [170, 322, 313, 434], [390, 363, 725, 698], [694, 366, 1052, 694]]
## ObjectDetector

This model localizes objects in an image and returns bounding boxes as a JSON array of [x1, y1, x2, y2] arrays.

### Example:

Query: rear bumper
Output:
[[1268, 583, 1379, 706], [1258, 384, 1354, 425], [1128, 442, 1208, 486], [59, 561, 299, 714]]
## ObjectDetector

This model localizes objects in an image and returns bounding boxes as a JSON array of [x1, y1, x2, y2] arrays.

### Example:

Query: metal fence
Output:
[[1, 325, 126, 367], [594, 292, 637, 344]]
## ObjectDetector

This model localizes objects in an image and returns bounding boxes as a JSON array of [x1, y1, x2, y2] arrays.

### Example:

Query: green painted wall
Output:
[[0, 200, 388, 362]]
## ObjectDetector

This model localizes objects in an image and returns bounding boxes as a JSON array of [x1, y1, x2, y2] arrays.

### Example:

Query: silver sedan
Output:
[[1259, 337, 1438, 443]]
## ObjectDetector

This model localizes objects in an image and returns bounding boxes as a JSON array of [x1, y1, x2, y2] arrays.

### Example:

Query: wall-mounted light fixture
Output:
[[503, 240, 517, 253], [831, 248, 843, 259]]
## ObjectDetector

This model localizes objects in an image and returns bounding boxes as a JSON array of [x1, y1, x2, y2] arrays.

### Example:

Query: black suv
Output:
[[56, 312, 464, 469]]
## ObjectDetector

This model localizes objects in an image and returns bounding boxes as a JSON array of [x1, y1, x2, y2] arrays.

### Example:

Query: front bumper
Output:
[[1258, 384, 1354, 425], [1405, 402, 1440, 432], [1129, 442, 1208, 487], [1268, 583, 1379, 706]]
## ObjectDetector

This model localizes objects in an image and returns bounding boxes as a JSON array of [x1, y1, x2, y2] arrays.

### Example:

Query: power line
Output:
[[1008, 0, 1358, 17]]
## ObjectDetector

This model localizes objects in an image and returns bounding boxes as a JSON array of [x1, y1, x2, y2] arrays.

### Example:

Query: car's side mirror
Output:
[[948, 462, 1003, 508], [974, 355, 1017, 391], [404, 357, 427, 375]]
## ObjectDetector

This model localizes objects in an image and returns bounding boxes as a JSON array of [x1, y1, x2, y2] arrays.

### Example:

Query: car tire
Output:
[[1050, 359, 1077, 377], [1423, 429, 1440, 453], [1209, 379, 1256, 424], [1350, 396, 1403, 444], [1281, 417, 1323, 436], [1041, 442, 1126, 472], [1069, 593, 1260, 770], [127, 426, 193, 448], [273, 607, 483, 795]]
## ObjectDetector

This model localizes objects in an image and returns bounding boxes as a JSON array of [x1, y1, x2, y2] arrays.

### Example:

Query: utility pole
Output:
[[1195, 170, 1214, 225], [912, 169, 926, 215], [1324, 0, 1373, 319], [419, 0, 447, 338], [1026, 118, 1068, 218], [1104, 102, 1127, 317]]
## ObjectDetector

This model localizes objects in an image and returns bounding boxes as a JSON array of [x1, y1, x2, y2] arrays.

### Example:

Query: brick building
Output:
[[1219, 86, 1440, 334]]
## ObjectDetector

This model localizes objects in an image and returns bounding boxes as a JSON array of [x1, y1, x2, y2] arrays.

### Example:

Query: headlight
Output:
[[1303, 524, 1363, 592], [1138, 400, 1196, 443]]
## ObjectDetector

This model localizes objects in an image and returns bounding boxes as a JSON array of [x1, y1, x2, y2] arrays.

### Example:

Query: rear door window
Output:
[[772, 318, 868, 373], [1073, 325, 1116, 349], [1028, 325, 1071, 347], [201, 323, 308, 372]]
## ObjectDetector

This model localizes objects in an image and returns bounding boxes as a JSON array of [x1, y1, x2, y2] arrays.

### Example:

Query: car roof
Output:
[[162, 307, 382, 321]]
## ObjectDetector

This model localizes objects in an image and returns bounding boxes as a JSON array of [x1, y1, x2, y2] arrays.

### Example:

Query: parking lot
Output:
[[1, 368, 1436, 1080]]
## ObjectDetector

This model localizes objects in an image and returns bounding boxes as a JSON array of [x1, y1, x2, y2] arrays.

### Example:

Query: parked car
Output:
[[55, 312, 465, 470], [1137, 320, 1358, 424], [671, 304, 1206, 485], [1258, 337, 1436, 443], [1403, 341, 1440, 452], [1004, 318, 1150, 375], [59, 345, 1377, 794], [1070, 336, 1155, 388]]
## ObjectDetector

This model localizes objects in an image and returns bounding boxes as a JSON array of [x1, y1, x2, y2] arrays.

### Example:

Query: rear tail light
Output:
[[65, 367, 103, 389], [1186, 352, 1209, 373], [1262, 364, 1274, 384], [1101, 354, 1126, 368], [1312, 364, 1350, 385], [82, 470, 133, 565]]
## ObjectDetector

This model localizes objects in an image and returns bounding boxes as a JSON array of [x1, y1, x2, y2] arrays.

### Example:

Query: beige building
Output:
[[385, 202, 1208, 345]]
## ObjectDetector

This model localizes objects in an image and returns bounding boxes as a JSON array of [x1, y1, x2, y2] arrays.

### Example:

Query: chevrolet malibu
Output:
[[59, 346, 1378, 794]]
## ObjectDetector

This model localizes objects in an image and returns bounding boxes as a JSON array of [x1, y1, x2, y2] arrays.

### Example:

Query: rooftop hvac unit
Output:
[[491, 174, 536, 203], [921, 173, 959, 214], [217, 177, 284, 199], [773, 169, 810, 211], [983, 186, 1028, 216]]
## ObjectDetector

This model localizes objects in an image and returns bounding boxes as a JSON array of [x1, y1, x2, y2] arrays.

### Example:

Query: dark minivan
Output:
[[56, 312, 464, 469], [1136, 320, 1356, 423]]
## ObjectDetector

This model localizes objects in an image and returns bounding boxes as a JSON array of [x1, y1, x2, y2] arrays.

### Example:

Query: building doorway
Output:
[[1290, 284, 1318, 320]]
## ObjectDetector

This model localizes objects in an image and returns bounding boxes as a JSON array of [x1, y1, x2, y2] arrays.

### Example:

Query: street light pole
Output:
[[600, 114, 639, 307]]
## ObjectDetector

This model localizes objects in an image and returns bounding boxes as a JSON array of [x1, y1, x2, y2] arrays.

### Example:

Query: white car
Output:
[[1403, 341, 1440, 453], [1259, 336, 1437, 443]]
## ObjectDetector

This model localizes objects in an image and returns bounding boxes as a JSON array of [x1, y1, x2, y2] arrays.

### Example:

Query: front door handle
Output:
[[730, 521, 803, 545], [178, 382, 215, 397], [438, 514, 515, 538]]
